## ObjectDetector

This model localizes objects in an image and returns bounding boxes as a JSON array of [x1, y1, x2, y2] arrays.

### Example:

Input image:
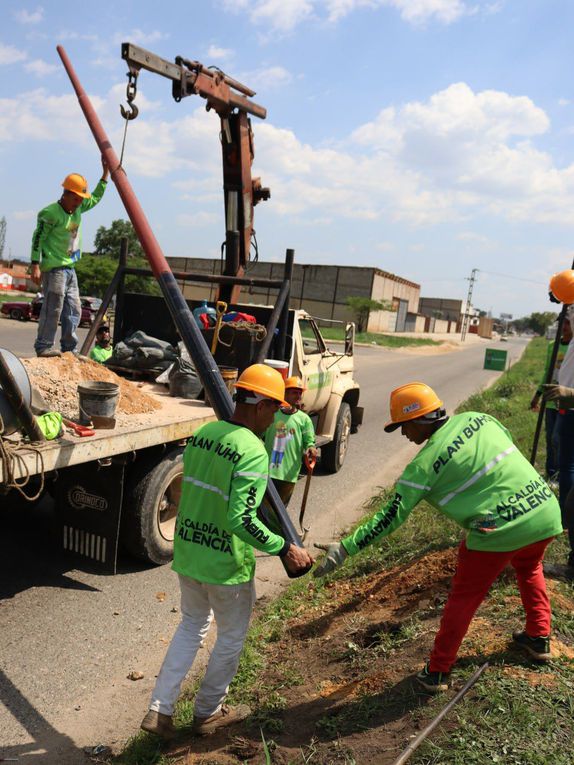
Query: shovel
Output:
[[211, 301, 228, 355], [299, 452, 316, 542]]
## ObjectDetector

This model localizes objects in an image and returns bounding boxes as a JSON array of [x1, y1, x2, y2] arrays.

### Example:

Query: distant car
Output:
[[1, 296, 105, 326], [500, 333, 509, 342]]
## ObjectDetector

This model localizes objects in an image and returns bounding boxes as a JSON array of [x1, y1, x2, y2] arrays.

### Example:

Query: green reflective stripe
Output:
[[438, 446, 517, 507], [234, 471, 268, 479]]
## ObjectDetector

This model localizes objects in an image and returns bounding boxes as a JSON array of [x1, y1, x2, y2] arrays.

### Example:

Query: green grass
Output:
[[0, 292, 33, 306], [315, 326, 441, 347]]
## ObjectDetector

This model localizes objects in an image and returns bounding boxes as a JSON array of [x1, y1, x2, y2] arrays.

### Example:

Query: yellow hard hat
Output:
[[62, 173, 91, 199], [284, 376, 306, 391], [234, 363, 287, 405], [549, 270, 574, 304], [384, 382, 444, 433]]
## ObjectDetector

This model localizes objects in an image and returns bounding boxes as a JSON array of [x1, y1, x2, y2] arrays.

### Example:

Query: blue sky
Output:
[[2, 0, 574, 318]]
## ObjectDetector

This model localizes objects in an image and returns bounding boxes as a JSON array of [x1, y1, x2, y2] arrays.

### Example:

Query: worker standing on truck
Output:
[[30, 157, 109, 358], [141, 364, 314, 740], [530, 317, 572, 484], [264, 376, 318, 507], [313, 382, 562, 693], [89, 323, 113, 364]]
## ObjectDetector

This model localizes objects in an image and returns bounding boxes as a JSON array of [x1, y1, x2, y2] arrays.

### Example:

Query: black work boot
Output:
[[512, 630, 551, 662], [415, 662, 449, 693]]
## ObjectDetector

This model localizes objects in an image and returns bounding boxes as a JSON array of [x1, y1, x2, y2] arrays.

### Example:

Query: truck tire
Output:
[[121, 447, 184, 565], [321, 402, 351, 474], [10, 308, 24, 321]]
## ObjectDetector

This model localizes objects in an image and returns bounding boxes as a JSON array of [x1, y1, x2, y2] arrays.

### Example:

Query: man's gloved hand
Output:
[[542, 384, 574, 408], [313, 542, 348, 577]]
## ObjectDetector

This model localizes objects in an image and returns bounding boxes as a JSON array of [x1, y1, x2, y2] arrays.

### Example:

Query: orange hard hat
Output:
[[234, 363, 287, 405], [549, 270, 574, 304], [384, 382, 444, 433], [62, 173, 91, 199], [284, 376, 306, 391]]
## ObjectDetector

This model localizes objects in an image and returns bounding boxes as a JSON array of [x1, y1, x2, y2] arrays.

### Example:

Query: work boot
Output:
[[36, 348, 61, 358], [415, 662, 449, 693], [512, 630, 551, 662], [192, 703, 251, 736], [140, 710, 177, 740]]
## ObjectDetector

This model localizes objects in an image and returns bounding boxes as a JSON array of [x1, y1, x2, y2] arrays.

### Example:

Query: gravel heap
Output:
[[22, 353, 162, 421]]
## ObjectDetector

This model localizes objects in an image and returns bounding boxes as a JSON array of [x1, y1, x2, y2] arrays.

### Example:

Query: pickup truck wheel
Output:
[[321, 402, 351, 473], [121, 447, 184, 565], [10, 308, 24, 321]]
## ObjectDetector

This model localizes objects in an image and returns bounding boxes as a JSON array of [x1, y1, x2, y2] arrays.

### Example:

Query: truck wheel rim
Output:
[[157, 473, 182, 542], [339, 411, 351, 463]]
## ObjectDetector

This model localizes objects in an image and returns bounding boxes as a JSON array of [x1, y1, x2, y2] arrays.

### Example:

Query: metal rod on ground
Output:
[[56, 45, 306, 570], [255, 278, 291, 363], [391, 662, 489, 765], [530, 305, 568, 465], [80, 237, 128, 356], [0, 351, 45, 442]]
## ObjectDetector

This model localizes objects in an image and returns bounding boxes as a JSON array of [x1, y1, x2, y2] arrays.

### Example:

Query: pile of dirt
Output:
[[22, 353, 162, 421]]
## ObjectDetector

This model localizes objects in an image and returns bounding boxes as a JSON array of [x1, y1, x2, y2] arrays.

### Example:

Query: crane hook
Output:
[[120, 70, 139, 121]]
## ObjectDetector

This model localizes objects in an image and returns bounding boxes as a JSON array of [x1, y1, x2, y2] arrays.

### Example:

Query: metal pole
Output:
[[255, 279, 291, 363], [391, 663, 488, 765], [57, 45, 306, 571], [530, 305, 568, 465], [276, 249, 294, 361], [79, 259, 125, 356], [461, 268, 478, 342]]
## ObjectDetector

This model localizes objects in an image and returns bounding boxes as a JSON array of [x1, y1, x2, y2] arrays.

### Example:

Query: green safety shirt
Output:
[[89, 345, 113, 364], [536, 339, 570, 408], [30, 180, 107, 271], [342, 412, 562, 556], [264, 408, 316, 483], [173, 420, 289, 585]]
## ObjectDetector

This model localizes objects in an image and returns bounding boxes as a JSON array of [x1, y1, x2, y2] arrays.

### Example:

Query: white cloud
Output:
[[14, 6, 44, 24], [0, 43, 27, 65], [13, 210, 36, 221], [224, 0, 480, 31], [24, 59, 58, 77], [112, 29, 169, 46], [177, 211, 219, 227], [243, 65, 293, 91], [207, 45, 234, 61]]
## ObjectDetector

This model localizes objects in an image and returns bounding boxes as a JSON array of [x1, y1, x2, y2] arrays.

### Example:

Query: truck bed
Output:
[[0, 384, 216, 482]]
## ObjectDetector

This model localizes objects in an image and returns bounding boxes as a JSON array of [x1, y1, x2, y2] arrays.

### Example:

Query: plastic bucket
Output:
[[204, 366, 238, 407], [263, 359, 289, 380], [78, 381, 119, 426]]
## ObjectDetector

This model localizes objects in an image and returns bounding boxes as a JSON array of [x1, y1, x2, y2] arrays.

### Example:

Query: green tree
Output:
[[346, 296, 391, 333], [527, 311, 558, 335], [94, 219, 143, 258]]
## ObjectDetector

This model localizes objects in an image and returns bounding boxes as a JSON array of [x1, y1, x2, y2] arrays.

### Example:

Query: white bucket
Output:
[[263, 359, 289, 380]]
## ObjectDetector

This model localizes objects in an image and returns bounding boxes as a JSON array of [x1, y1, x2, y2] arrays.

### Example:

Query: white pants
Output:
[[149, 575, 256, 717]]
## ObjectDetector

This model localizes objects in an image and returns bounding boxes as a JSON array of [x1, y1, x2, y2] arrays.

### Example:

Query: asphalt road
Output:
[[0, 319, 528, 762]]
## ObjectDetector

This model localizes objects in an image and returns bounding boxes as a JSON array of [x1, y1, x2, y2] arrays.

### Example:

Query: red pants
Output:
[[429, 537, 553, 673]]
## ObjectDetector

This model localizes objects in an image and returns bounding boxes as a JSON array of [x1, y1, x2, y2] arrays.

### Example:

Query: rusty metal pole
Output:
[[56, 46, 306, 571]]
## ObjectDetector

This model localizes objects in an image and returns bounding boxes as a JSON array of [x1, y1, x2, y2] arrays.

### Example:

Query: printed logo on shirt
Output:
[[241, 486, 270, 544], [188, 432, 244, 465], [432, 414, 491, 474], [356, 492, 402, 550], [494, 479, 554, 522], [176, 517, 233, 554]]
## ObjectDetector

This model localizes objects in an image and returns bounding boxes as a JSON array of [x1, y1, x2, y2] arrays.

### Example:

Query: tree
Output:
[[346, 297, 391, 333], [94, 219, 143, 258], [0, 216, 6, 260], [527, 311, 558, 336]]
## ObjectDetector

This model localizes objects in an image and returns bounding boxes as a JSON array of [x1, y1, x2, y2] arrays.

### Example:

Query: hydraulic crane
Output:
[[120, 43, 270, 305]]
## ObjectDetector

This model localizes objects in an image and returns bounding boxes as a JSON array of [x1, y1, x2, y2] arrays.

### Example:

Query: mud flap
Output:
[[54, 459, 125, 574]]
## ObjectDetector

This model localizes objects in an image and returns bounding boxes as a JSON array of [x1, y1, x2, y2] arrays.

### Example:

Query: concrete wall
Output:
[[419, 297, 463, 322], [371, 271, 420, 313], [404, 313, 426, 332], [367, 309, 397, 333]]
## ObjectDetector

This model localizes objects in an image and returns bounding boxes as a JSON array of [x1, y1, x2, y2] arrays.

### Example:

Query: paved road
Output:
[[0, 320, 528, 762]]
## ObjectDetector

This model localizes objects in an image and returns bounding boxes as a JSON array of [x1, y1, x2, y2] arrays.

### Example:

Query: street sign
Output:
[[500, 312, 513, 319]]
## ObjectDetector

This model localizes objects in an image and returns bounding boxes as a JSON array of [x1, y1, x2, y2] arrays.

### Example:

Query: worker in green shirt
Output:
[[264, 376, 318, 507], [89, 324, 113, 364], [530, 318, 572, 481], [30, 158, 109, 357], [314, 382, 562, 693], [141, 364, 314, 740]]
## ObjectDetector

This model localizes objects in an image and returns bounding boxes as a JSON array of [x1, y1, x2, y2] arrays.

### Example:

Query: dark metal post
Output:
[[57, 46, 306, 573], [113, 237, 128, 347], [276, 248, 294, 361], [80, 248, 126, 356]]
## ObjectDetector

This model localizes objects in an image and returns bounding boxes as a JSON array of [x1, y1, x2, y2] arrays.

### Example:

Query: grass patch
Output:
[[316, 326, 441, 347], [0, 292, 33, 306]]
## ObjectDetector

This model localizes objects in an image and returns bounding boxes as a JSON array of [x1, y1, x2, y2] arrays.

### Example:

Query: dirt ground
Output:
[[148, 548, 574, 765]]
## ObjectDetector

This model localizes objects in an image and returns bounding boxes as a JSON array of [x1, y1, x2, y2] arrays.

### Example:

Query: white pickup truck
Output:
[[1, 301, 362, 572]]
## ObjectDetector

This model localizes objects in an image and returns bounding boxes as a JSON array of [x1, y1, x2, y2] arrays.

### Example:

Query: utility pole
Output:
[[460, 268, 478, 342]]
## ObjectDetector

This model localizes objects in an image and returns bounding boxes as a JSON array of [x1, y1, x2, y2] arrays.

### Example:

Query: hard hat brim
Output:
[[384, 420, 403, 433]]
